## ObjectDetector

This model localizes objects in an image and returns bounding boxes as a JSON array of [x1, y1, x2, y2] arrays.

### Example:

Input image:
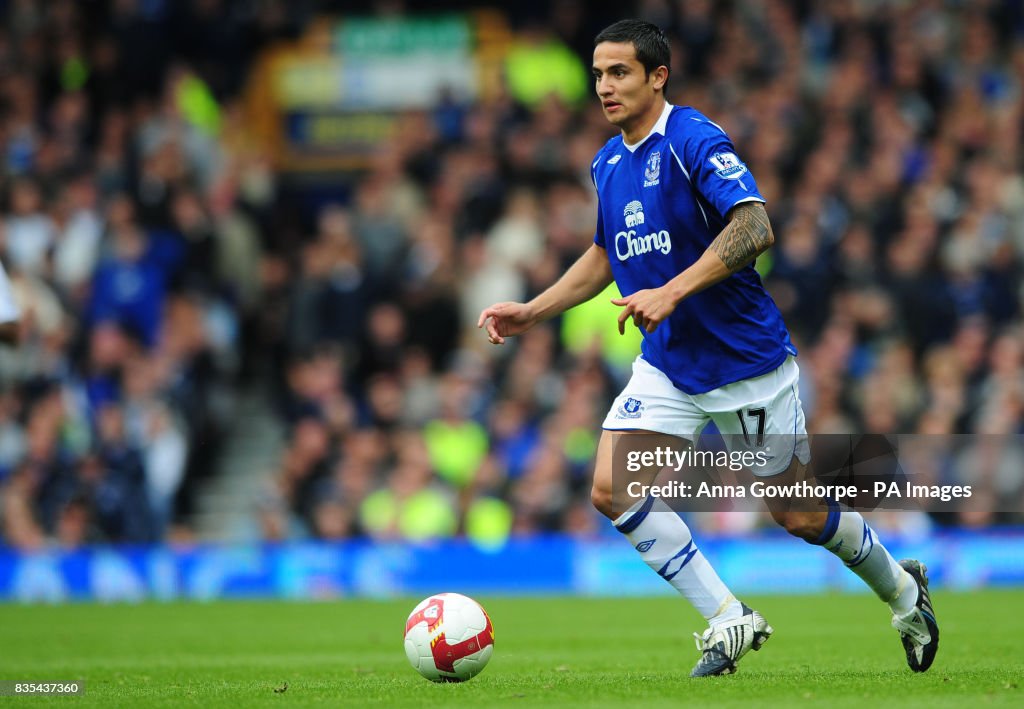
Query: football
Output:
[[403, 593, 495, 682]]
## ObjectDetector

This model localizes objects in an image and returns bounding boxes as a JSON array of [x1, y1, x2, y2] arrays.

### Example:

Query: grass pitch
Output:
[[0, 590, 1021, 707]]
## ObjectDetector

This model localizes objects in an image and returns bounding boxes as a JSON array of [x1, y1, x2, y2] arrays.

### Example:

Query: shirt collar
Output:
[[623, 102, 672, 152]]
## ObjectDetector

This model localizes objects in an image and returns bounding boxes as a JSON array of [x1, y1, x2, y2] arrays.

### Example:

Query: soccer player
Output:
[[479, 19, 938, 676]]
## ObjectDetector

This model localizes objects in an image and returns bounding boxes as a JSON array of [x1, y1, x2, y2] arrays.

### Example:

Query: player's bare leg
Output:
[[593, 431, 772, 676]]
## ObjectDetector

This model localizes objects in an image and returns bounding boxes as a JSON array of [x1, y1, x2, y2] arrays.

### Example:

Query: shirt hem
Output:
[[644, 348, 791, 396]]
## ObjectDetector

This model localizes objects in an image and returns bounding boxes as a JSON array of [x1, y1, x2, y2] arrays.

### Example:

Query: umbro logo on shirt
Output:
[[607, 154, 622, 164]]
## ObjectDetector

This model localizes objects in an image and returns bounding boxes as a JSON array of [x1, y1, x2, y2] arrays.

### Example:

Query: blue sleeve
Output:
[[591, 163, 606, 249], [592, 197, 606, 249], [675, 114, 764, 220]]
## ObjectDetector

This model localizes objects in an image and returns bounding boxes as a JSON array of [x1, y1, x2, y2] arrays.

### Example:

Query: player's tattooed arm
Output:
[[710, 202, 774, 271]]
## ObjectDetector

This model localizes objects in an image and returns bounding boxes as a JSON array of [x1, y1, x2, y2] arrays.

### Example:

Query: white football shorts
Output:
[[602, 355, 810, 477]]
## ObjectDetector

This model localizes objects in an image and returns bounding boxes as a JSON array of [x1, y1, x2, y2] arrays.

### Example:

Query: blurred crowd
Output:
[[2, 0, 1024, 550], [0, 0, 304, 548]]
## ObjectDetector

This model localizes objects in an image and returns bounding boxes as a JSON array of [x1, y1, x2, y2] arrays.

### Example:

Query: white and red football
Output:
[[403, 592, 494, 682]]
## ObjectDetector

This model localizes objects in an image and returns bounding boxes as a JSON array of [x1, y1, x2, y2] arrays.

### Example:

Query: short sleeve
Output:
[[591, 163, 607, 249], [592, 196, 607, 249], [677, 115, 764, 220]]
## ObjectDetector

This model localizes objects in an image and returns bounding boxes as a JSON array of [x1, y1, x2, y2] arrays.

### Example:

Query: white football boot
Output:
[[891, 559, 939, 672], [690, 604, 773, 677]]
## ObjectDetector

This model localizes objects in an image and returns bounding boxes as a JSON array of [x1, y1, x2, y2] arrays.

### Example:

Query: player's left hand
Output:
[[612, 288, 678, 334]]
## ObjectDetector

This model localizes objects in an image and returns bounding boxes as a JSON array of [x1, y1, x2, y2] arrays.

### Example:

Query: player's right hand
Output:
[[477, 302, 535, 345]]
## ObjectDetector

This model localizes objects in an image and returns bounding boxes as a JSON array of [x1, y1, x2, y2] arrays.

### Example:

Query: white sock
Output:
[[820, 510, 918, 615], [614, 496, 743, 623]]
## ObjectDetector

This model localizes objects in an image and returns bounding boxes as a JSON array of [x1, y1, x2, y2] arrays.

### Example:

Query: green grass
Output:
[[0, 591, 1021, 707]]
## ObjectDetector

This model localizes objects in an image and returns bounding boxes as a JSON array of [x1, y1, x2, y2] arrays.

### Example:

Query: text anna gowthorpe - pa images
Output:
[[626, 479, 973, 502]]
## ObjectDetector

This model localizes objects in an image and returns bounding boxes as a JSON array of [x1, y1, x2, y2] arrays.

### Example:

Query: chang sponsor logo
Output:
[[615, 229, 672, 260], [616, 201, 672, 261], [623, 200, 644, 227]]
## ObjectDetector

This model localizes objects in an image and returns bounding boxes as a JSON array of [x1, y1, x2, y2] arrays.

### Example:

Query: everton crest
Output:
[[616, 397, 645, 419], [643, 151, 661, 187]]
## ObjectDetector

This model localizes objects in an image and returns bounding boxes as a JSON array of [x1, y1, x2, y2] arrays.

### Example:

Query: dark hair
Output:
[[594, 19, 671, 78]]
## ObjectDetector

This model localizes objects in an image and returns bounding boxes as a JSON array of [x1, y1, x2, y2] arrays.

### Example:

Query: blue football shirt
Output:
[[591, 102, 796, 394]]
